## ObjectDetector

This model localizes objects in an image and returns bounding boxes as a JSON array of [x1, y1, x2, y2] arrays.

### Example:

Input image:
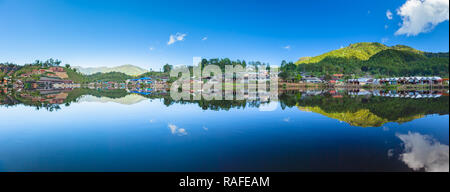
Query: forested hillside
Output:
[[295, 42, 449, 77]]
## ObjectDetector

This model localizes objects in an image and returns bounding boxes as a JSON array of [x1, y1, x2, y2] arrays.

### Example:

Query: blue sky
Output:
[[0, 0, 448, 70]]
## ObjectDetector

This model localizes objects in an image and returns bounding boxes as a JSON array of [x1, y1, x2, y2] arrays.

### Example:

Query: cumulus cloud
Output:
[[167, 33, 187, 45], [202, 37, 208, 41], [397, 132, 449, 172], [386, 9, 393, 20], [168, 123, 187, 136], [395, 0, 449, 36]]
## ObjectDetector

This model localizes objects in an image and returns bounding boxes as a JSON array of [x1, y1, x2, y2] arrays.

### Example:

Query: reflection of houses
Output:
[[126, 77, 152, 85], [19, 91, 69, 104], [348, 89, 444, 99], [349, 77, 444, 85]]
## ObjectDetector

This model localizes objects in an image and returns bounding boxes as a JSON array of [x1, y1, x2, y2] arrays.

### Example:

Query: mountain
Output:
[[298, 106, 423, 127], [74, 64, 148, 76], [296, 42, 390, 64], [294, 42, 449, 77], [295, 42, 426, 65]]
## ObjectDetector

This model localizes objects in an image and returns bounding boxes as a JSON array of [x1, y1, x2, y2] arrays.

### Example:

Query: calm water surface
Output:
[[0, 89, 448, 171]]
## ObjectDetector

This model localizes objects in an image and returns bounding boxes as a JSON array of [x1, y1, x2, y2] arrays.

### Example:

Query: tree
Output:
[[163, 64, 173, 73], [296, 74, 302, 81], [65, 64, 71, 69], [324, 74, 332, 81]]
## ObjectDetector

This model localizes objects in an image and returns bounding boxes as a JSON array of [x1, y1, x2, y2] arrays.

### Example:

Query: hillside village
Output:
[[1, 42, 450, 94]]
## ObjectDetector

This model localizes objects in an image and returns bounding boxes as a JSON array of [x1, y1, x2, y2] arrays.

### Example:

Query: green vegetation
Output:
[[2, 59, 134, 84], [65, 67, 89, 83], [87, 72, 132, 83], [73, 64, 148, 76], [294, 42, 449, 77], [297, 42, 389, 64], [279, 91, 449, 127], [66, 68, 133, 83]]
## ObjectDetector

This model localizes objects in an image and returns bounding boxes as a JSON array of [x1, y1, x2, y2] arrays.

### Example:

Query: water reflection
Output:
[[1, 87, 448, 127], [0, 86, 448, 172], [397, 132, 449, 172]]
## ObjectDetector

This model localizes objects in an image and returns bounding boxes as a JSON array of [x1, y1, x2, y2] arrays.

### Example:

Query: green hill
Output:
[[295, 42, 426, 65], [293, 42, 449, 77], [296, 42, 390, 64], [74, 64, 148, 76]]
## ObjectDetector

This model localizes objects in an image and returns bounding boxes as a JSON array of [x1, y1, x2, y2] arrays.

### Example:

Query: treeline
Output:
[[295, 50, 449, 78], [199, 58, 270, 71], [26, 59, 63, 68], [279, 92, 449, 126]]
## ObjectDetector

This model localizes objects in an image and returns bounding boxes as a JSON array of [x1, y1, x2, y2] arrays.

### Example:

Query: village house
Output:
[[303, 77, 322, 83], [126, 77, 153, 85]]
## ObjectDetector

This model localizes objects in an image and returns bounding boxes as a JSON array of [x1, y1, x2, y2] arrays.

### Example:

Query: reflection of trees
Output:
[[35, 103, 61, 112], [0, 88, 129, 112], [162, 98, 253, 111], [279, 92, 449, 127], [2, 88, 449, 126]]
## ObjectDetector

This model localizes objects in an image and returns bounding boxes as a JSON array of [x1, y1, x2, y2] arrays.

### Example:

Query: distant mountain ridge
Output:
[[74, 64, 148, 76]]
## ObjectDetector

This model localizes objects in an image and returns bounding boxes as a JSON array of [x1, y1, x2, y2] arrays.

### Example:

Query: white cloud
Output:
[[386, 9, 393, 20], [168, 123, 188, 136], [149, 47, 155, 51], [282, 117, 290, 122], [388, 149, 395, 158], [384, 24, 389, 29], [381, 37, 389, 43], [395, 0, 449, 36], [203, 126, 208, 131], [167, 33, 187, 45], [202, 37, 208, 41], [283, 45, 291, 50], [397, 132, 449, 172]]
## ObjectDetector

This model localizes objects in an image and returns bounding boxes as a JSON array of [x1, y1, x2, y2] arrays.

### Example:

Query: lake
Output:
[[0, 88, 448, 172]]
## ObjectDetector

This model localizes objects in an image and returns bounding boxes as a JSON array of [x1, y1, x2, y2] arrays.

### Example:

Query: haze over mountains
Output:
[[74, 64, 148, 76]]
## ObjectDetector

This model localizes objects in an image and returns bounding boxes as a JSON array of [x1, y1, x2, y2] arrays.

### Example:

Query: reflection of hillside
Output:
[[79, 94, 147, 105], [285, 92, 448, 127], [298, 106, 424, 127]]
